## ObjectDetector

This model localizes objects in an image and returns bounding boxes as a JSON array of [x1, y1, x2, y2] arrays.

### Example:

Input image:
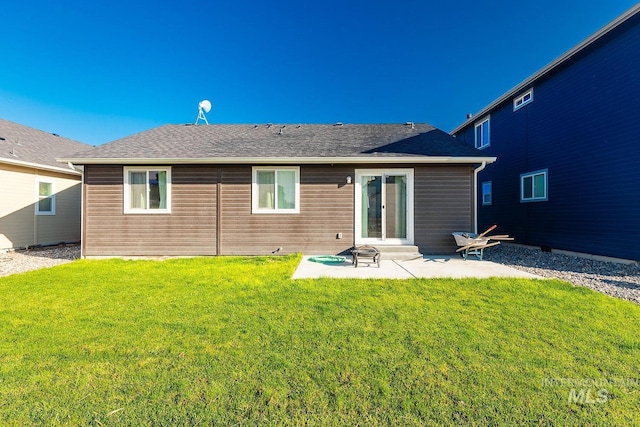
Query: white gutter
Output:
[[1, 157, 82, 176], [473, 161, 488, 233], [57, 156, 497, 165]]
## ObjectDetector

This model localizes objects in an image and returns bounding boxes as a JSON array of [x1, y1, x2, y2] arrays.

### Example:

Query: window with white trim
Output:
[[123, 167, 171, 214], [513, 88, 534, 111], [36, 180, 55, 215], [474, 117, 490, 149], [252, 167, 300, 214], [521, 170, 547, 202], [482, 181, 492, 206]]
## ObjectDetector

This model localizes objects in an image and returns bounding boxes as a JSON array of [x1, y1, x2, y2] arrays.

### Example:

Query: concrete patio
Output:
[[293, 255, 540, 280]]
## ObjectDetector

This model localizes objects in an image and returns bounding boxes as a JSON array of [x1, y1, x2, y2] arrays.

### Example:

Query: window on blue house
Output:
[[521, 170, 547, 202], [482, 181, 492, 205], [513, 88, 534, 111], [474, 117, 490, 149]]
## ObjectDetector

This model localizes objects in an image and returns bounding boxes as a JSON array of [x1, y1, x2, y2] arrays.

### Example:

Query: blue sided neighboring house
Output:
[[452, 4, 640, 262]]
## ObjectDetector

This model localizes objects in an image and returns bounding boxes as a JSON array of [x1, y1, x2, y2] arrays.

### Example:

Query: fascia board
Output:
[[450, 3, 640, 135], [1, 157, 82, 175], [58, 156, 497, 165]]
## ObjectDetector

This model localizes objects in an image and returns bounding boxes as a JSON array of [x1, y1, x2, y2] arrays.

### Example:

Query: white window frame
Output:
[[252, 166, 300, 214], [520, 169, 548, 202], [354, 169, 414, 245], [482, 181, 492, 206], [474, 116, 490, 149], [513, 88, 534, 111], [35, 179, 56, 215], [123, 167, 172, 214]]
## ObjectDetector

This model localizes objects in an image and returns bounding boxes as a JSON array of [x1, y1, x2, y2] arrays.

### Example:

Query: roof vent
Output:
[[334, 122, 343, 126], [266, 123, 273, 128], [405, 121, 415, 129], [466, 113, 473, 119], [10, 147, 17, 157], [278, 125, 286, 135], [0, 137, 5, 141], [52, 133, 60, 137]]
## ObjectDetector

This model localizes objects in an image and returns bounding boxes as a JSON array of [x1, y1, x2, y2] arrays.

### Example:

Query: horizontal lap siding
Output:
[[83, 165, 217, 256], [219, 165, 354, 255], [0, 164, 81, 250], [35, 174, 82, 246], [414, 165, 473, 254], [84, 164, 475, 257], [0, 165, 39, 249]]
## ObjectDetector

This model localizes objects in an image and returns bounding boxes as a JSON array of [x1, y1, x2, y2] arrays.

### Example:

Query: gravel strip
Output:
[[0, 245, 80, 277], [1, 243, 639, 304], [484, 245, 640, 304]]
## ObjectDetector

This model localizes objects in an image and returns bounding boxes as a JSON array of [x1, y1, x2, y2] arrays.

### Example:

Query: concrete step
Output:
[[364, 245, 423, 261]]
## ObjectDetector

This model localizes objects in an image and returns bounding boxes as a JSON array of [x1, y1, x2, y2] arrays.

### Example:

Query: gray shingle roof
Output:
[[0, 118, 90, 173], [63, 123, 492, 164]]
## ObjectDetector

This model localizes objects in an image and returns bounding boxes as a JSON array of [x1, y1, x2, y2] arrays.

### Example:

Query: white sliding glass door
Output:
[[355, 169, 413, 245]]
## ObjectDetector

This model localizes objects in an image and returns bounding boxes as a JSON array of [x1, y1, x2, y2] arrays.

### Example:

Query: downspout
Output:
[[216, 168, 221, 255], [473, 161, 487, 234], [80, 166, 85, 258], [33, 169, 38, 247], [67, 161, 85, 258]]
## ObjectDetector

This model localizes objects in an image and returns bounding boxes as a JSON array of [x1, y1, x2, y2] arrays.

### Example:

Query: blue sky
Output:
[[1, 1, 637, 146]]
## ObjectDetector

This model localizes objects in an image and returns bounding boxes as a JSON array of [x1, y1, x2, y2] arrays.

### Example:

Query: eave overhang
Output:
[[57, 156, 497, 166], [450, 3, 640, 135], [1, 157, 82, 176]]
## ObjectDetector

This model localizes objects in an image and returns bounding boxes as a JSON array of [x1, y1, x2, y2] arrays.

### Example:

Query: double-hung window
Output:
[[521, 170, 547, 202], [474, 116, 490, 149], [482, 181, 492, 206], [36, 180, 55, 215], [124, 167, 171, 213], [252, 167, 300, 214]]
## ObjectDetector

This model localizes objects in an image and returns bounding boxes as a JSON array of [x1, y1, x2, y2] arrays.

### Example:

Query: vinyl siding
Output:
[[83, 163, 476, 256], [83, 165, 217, 256], [454, 13, 640, 260], [0, 163, 81, 250], [219, 165, 354, 255], [414, 165, 474, 254]]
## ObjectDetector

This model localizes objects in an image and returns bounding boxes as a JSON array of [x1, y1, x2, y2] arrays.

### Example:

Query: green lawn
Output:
[[0, 255, 639, 425]]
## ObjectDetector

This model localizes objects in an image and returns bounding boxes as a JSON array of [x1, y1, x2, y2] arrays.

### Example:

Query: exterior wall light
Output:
[[346, 176, 352, 184]]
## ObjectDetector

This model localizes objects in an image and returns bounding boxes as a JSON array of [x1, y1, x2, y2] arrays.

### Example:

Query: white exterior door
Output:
[[355, 169, 414, 245]]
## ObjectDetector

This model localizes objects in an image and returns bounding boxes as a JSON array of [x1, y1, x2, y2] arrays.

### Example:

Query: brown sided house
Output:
[[59, 123, 496, 258]]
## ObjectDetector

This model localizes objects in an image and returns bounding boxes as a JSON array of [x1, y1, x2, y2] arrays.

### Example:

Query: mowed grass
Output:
[[0, 255, 639, 425]]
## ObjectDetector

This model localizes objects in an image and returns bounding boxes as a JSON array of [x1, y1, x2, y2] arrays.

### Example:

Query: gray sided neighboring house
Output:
[[0, 118, 90, 251], [61, 123, 495, 257]]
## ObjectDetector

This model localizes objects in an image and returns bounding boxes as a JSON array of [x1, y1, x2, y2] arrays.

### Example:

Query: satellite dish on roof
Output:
[[199, 100, 212, 113], [195, 99, 212, 125]]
